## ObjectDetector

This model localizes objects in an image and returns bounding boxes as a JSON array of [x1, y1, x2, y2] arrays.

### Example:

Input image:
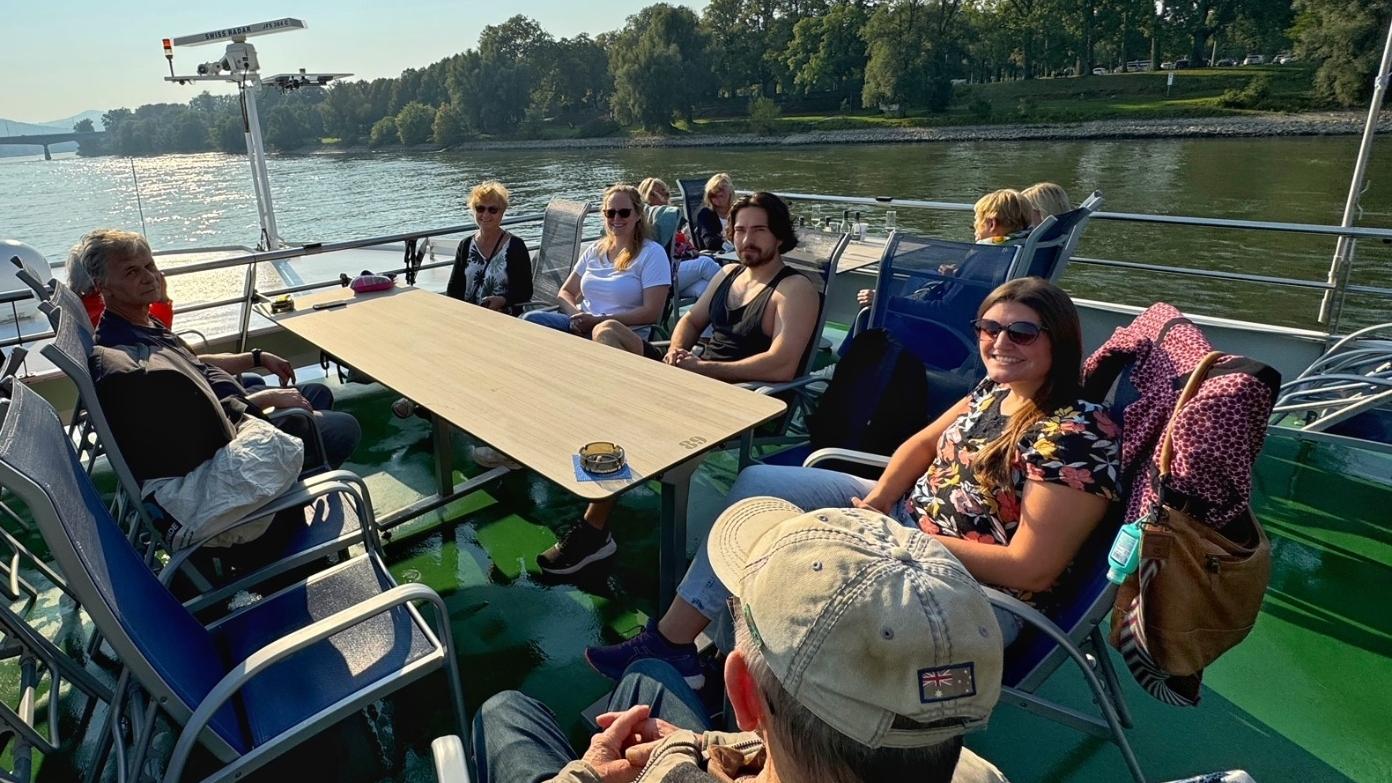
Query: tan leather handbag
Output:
[[1109, 352, 1272, 704]]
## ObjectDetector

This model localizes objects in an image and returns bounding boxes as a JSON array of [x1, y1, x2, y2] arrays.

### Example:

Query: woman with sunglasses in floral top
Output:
[[446, 180, 533, 313], [583, 278, 1120, 686]]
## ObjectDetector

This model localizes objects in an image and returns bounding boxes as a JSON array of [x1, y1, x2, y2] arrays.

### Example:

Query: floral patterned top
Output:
[[906, 380, 1121, 610]]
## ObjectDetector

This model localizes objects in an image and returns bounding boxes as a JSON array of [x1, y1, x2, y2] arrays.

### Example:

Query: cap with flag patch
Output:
[[707, 497, 1003, 749]]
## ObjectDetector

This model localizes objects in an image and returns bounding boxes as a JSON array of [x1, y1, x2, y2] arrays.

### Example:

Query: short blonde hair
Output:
[[703, 172, 734, 209], [1022, 182, 1071, 223], [68, 228, 151, 292], [973, 189, 1032, 237], [468, 180, 510, 211], [638, 177, 671, 205]]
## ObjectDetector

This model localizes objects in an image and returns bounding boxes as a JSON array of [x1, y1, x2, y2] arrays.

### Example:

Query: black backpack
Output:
[[807, 329, 931, 476]]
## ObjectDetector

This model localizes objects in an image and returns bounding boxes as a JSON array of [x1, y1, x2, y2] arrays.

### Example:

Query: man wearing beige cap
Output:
[[472, 497, 1009, 783]]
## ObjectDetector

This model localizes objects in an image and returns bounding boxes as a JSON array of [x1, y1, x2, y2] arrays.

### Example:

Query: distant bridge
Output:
[[0, 131, 106, 160]]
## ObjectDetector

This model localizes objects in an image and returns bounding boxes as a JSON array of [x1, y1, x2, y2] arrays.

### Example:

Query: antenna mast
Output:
[[161, 19, 349, 250]]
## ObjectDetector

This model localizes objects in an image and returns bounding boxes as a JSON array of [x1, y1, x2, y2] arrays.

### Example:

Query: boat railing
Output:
[[1, 208, 609, 372], [6, 192, 1392, 376]]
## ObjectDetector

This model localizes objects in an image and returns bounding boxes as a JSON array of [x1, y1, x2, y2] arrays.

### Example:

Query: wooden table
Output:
[[272, 286, 787, 605]]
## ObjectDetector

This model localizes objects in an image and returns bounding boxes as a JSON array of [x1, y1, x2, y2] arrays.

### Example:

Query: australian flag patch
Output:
[[918, 663, 977, 704]]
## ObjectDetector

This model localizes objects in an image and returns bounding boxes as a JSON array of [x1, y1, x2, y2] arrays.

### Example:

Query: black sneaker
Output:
[[537, 523, 617, 575]]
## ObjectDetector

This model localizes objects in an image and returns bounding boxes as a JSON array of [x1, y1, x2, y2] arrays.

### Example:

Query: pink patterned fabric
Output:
[[1082, 303, 1278, 529]]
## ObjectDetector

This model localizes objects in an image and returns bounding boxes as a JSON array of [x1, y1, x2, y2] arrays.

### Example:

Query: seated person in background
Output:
[[536, 191, 819, 576], [519, 182, 670, 342], [639, 176, 716, 299], [1022, 181, 1072, 227], [693, 172, 736, 253], [588, 277, 1119, 684], [475, 501, 1009, 783], [394, 180, 532, 418], [638, 177, 697, 260], [78, 228, 361, 468], [67, 232, 173, 328], [856, 188, 1036, 310]]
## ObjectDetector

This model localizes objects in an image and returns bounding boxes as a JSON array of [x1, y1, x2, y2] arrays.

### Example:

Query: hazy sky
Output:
[[2, 0, 709, 123]]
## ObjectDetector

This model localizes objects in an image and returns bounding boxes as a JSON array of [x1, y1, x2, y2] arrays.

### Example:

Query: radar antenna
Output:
[[161, 19, 351, 251]]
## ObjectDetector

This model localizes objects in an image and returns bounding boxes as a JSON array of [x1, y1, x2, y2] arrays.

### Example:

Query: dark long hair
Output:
[[727, 191, 798, 253], [972, 277, 1085, 488]]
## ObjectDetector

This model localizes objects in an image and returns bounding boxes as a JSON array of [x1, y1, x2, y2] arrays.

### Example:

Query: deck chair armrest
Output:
[[161, 478, 378, 588], [175, 329, 209, 352], [432, 736, 473, 783], [742, 374, 827, 396], [167, 582, 452, 783], [802, 448, 891, 470]]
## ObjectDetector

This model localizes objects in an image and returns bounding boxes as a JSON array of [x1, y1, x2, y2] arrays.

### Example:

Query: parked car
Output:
[[1092, 66, 1109, 75], [1243, 54, 1265, 65], [1175, 58, 1190, 69], [1125, 59, 1153, 71], [1160, 61, 1176, 70], [1217, 58, 1238, 67], [1274, 53, 1297, 65]]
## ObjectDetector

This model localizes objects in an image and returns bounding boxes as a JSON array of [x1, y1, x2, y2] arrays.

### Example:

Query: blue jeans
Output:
[[472, 660, 711, 783], [241, 375, 362, 469], [675, 464, 1023, 645], [520, 310, 574, 332]]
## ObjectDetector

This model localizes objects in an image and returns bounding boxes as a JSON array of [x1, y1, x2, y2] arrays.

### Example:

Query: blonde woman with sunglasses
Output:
[[446, 180, 532, 313], [521, 183, 671, 340]]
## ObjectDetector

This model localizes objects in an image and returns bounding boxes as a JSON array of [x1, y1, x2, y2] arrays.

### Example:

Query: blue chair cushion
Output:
[[211, 555, 436, 747]]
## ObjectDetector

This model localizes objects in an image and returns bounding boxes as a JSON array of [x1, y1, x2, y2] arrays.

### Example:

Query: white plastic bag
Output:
[[144, 415, 304, 550]]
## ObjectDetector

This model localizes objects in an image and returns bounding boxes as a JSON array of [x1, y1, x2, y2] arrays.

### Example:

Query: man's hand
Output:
[[481, 295, 508, 311], [258, 352, 296, 386], [580, 705, 659, 783], [247, 387, 312, 412], [570, 312, 604, 336], [664, 348, 701, 372], [856, 288, 875, 307]]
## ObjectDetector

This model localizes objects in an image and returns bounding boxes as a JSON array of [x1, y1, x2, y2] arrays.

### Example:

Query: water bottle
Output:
[[854, 211, 866, 239], [885, 209, 898, 230], [1106, 518, 1144, 584]]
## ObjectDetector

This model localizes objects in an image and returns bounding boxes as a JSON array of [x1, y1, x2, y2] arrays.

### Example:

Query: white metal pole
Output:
[[240, 78, 281, 250], [1319, 17, 1392, 326]]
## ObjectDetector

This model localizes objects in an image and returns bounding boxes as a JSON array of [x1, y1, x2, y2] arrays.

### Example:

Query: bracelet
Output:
[[251, 348, 263, 367]]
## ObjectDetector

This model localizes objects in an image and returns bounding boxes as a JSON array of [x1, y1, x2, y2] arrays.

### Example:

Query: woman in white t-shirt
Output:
[[522, 183, 672, 340]]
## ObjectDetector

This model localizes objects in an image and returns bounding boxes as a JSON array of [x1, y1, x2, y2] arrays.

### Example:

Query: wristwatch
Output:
[[251, 348, 263, 367]]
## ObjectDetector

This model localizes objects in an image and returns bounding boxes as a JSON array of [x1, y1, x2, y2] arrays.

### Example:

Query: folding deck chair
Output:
[[42, 307, 373, 610], [0, 381, 469, 783], [1008, 190, 1104, 281], [8, 253, 53, 303], [798, 366, 1149, 783], [675, 177, 710, 233], [523, 197, 592, 311]]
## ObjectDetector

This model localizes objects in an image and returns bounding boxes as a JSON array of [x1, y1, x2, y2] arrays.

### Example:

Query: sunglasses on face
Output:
[[603, 208, 633, 219], [971, 318, 1047, 345], [474, 205, 501, 214]]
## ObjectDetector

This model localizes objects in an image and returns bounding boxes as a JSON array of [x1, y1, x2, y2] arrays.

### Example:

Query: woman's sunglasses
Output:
[[474, 205, 501, 214], [603, 208, 634, 219], [971, 318, 1047, 345]]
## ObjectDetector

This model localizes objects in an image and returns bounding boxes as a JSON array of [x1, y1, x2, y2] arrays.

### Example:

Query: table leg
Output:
[[658, 455, 705, 610], [432, 411, 456, 497]]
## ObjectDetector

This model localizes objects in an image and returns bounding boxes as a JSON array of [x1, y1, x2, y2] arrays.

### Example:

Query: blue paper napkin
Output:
[[572, 454, 634, 482]]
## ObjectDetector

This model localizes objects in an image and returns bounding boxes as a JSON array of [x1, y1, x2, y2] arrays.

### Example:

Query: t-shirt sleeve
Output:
[[1018, 403, 1120, 501], [572, 243, 598, 278], [636, 242, 673, 288]]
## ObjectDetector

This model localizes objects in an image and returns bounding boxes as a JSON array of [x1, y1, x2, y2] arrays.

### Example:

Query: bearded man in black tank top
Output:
[[540, 192, 821, 577]]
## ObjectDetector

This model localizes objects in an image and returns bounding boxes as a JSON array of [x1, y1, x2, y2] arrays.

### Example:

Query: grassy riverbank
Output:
[[667, 65, 1316, 137]]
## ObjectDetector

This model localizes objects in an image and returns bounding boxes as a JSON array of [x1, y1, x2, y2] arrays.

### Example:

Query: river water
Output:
[[3, 137, 1391, 331]]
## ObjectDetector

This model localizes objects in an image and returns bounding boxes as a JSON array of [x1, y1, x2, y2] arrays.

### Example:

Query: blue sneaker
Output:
[[585, 620, 704, 688]]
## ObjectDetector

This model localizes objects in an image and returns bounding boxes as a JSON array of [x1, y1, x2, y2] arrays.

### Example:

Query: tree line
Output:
[[79, 0, 1382, 156]]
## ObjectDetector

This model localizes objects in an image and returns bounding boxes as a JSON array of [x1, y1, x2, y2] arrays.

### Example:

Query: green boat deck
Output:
[[6, 377, 1392, 782]]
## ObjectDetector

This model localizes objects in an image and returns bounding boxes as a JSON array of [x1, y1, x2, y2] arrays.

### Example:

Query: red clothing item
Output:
[[80, 292, 174, 328]]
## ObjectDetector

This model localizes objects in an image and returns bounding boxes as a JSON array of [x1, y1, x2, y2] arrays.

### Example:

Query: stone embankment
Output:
[[414, 111, 1389, 153]]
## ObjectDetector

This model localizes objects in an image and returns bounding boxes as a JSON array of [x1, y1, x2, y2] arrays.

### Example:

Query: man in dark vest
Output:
[[534, 192, 819, 577], [73, 228, 361, 470]]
